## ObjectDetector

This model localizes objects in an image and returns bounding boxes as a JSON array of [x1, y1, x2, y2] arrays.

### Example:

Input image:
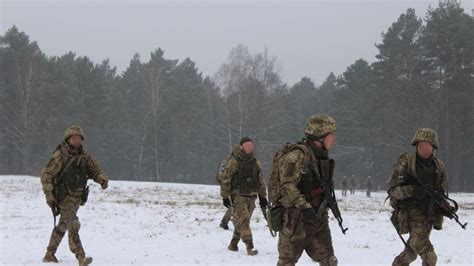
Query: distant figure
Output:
[[341, 176, 348, 197], [365, 176, 373, 197], [349, 174, 357, 194]]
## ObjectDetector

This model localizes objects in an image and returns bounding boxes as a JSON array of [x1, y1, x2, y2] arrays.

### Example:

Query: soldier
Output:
[[365, 176, 373, 197], [219, 137, 267, 255], [341, 176, 348, 197], [388, 128, 447, 266], [276, 114, 338, 266], [349, 175, 356, 195], [41, 125, 108, 266]]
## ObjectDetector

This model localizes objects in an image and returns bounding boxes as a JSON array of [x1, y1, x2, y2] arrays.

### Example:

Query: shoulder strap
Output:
[[55, 156, 78, 184], [405, 153, 417, 178]]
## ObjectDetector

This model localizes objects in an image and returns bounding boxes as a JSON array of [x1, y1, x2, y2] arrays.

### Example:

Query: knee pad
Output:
[[56, 223, 67, 233], [68, 219, 81, 233]]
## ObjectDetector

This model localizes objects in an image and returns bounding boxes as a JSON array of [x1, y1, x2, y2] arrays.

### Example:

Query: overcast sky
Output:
[[1, 0, 473, 85]]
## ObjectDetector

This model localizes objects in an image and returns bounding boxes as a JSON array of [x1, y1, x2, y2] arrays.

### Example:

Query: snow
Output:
[[1, 175, 473, 265]]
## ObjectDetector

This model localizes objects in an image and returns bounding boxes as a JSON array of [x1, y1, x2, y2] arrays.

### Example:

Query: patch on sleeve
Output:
[[219, 163, 226, 173]]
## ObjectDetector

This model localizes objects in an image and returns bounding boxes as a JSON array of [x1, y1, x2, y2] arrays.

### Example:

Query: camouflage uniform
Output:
[[388, 128, 447, 266], [277, 114, 338, 266], [365, 176, 373, 197], [341, 176, 348, 197], [349, 175, 356, 195], [219, 143, 266, 255], [41, 126, 108, 265]]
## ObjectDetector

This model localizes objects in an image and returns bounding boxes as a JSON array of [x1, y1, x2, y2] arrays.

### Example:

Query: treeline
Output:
[[1, 1, 472, 191]]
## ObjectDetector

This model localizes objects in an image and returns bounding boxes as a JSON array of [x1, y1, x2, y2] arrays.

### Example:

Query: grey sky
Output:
[[1, 0, 473, 85]]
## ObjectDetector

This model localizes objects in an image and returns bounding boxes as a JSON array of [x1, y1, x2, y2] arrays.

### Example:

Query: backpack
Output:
[[267, 143, 310, 205]]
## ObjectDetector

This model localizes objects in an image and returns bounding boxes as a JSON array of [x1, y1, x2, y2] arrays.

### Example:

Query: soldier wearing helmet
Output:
[[388, 128, 448, 266], [275, 114, 338, 266], [40, 125, 109, 266]]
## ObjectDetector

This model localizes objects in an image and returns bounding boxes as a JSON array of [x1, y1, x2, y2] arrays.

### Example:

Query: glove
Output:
[[47, 198, 56, 209], [47, 197, 58, 216], [46, 193, 56, 208], [101, 180, 108, 190], [223, 198, 231, 208], [259, 197, 268, 209]]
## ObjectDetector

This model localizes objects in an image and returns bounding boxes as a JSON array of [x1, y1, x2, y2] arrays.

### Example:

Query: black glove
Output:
[[47, 199, 58, 216], [223, 198, 231, 208], [101, 180, 108, 190], [259, 197, 268, 209]]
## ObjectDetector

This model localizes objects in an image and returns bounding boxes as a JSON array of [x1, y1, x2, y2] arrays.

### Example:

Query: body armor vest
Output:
[[59, 155, 88, 191], [298, 158, 335, 207], [231, 157, 259, 194], [400, 155, 441, 210]]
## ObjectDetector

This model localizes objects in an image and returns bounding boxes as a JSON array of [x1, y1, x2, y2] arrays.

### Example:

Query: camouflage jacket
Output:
[[388, 152, 448, 231], [41, 141, 108, 201], [219, 145, 266, 199], [388, 152, 448, 204], [277, 142, 334, 210]]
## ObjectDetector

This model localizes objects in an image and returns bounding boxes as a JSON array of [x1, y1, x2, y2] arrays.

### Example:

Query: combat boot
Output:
[[42, 251, 58, 263], [228, 238, 239, 251], [77, 255, 93, 266], [244, 240, 258, 256]]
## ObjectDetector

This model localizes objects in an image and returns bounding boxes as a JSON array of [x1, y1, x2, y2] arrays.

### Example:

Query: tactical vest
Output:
[[57, 155, 88, 200], [298, 158, 335, 207], [399, 153, 443, 210], [231, 157, 259, 194]]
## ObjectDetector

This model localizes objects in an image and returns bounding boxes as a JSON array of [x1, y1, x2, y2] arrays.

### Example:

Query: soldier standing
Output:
[[388, 128, 448, 266], [41, 125, 108, 266], [349, 175, 356, 195], [365, 176, 373, 197], [341, 176, 348, 197], [219, 137, 267, 255]]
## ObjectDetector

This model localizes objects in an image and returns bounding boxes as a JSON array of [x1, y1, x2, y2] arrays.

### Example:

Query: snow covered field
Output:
[[1, 175, 472, 265]]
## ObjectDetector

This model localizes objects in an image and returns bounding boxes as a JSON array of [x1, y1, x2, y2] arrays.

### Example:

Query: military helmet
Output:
[[64, 125, 85, 141], [411, 128, 438, 149], [304, 114, 336, 139]]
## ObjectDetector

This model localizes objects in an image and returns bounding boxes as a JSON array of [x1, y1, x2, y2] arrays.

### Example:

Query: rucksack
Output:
[[267, 143, 310, 205]]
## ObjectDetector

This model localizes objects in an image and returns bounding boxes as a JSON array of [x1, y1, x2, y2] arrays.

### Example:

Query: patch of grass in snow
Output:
[[116, 198, 140, 205], [184, 201, 220, 208]]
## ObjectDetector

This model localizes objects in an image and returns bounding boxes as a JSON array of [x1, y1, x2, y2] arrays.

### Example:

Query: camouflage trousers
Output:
[[231, 195, 256, 243], [392, 208, 437, 266], [277, 208, 335, 266], [46, 195, 85, 259], [221, 207, 232, 225]]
